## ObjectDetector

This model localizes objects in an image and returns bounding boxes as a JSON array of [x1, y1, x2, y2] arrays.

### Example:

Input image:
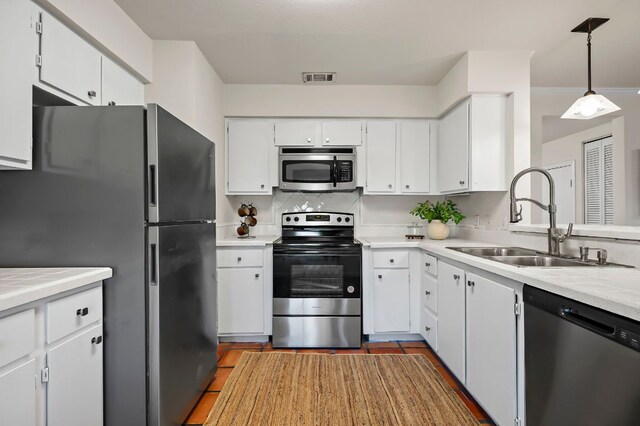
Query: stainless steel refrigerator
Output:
[[0, 104, 218, 426]]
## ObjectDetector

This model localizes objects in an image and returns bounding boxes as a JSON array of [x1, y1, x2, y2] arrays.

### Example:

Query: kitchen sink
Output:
[[448, 246, 632, 268], [450, 247, 538, 257], [486, 255, 595, 267]]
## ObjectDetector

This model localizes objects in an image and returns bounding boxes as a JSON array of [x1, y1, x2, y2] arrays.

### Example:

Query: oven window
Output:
[[291, 265, 344, 297], [282, 161, 333, 183]]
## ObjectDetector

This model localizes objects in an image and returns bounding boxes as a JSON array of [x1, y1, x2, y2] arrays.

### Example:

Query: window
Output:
[[583, 136, 613, 225]]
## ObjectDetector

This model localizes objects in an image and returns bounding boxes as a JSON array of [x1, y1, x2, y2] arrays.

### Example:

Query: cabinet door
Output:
[[275, 120, 318, 146], [420, 308, 438, 351], [365, 121, 396, 193], [321, 121, 362, 146], [227, 121, 272, 193], [466, 273, 516, 426], [373, 269, 410, 333], [437, 261, 465, 382], [47, 323, 103, 426], [0, 358, 36, 426], [400, 121, 430, 193], [438, 101, 469, 192], [218, 268, 265, 334], [40, 12, 102, 105], [0, 0, 33, 169], [101, 57, 144, 106]]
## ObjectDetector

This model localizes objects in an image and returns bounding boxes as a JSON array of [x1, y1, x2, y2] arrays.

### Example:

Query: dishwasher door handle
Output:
[[560, 308, 615, 336]]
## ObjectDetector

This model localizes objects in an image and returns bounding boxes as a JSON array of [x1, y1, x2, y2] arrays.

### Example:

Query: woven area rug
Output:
[[205, 352, 480, 425]]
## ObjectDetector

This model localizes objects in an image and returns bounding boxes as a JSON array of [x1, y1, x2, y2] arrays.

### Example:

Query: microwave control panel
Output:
[[337, 161, 353, 182]]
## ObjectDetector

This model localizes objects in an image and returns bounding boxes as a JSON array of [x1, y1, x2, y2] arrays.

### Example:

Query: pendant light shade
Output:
[[562, 17, 620, 120]]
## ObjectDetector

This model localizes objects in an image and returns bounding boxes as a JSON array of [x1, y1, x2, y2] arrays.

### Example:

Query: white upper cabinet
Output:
[[365, 121, 397, 193], [101, 57, 144, 106], [39, 11, 102, 105], [321, 121, 363, 146], [438, 95, 507, 193], [400, 121, 430, 193], [226, 120, 273, 194], [275, 120, 318, 146], [0, 0, 35, 170], [465, 273, 517, 426]]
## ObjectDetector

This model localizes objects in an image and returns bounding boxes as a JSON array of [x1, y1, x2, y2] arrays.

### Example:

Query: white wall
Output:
[[35, 0, 153, 82], [531, 90, 640, 225], [224, 85, 439, 118], [145, 40, 234, 225]]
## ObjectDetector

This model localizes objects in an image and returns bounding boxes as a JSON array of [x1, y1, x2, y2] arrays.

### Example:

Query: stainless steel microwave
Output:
[[279, 148, 357, 192]]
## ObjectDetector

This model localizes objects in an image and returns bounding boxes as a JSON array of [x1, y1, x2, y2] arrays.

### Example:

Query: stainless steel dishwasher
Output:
[[524, 286, 640, 426]]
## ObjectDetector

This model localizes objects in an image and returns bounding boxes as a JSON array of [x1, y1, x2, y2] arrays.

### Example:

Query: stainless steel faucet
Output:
[[509, 167, 573, 256]]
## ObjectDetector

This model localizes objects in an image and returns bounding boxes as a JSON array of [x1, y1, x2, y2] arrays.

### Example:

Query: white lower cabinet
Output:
[[420, 308, 438, 350], [436, 261, 466, 382], [373, 268, 410, 333], [466, 273, 517, 426], [218, 268, 265, 334], [0, 358, 36, 426], [47, 323, 103, 426]]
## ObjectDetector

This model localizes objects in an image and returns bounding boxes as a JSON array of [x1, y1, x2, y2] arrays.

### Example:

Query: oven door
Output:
[[273, 249, 361, 299]]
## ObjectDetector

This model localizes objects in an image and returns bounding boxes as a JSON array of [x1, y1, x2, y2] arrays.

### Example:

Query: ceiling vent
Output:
[[302, 72, 336, 84]]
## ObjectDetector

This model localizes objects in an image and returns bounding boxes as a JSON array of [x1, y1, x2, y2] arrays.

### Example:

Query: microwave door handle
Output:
[[333, 157, 338, 188]]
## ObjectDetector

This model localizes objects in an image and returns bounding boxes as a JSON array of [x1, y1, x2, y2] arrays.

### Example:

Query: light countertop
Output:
[[0, 268, 113, 313], [217, 235, 280, 247], [358, 236, 640, 322]]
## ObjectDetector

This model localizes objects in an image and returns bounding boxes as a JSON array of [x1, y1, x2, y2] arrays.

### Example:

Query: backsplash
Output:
[[273, 189, 360, 225]]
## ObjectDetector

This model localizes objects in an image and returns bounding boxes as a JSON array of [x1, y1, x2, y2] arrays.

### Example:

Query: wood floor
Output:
[[184, 341, 494, 425]]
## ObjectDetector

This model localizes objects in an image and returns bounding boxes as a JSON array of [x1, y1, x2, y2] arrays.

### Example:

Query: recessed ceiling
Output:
[[114, 0, 640, 86]]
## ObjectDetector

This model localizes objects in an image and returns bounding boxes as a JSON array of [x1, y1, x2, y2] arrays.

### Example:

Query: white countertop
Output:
[[358, 236, 640, 322], [217, 235, 280, 247], [0, 268, 113, 313]]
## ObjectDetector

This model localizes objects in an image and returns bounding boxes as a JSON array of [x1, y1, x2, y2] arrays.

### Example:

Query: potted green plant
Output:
[[410, 199, 465, 240]]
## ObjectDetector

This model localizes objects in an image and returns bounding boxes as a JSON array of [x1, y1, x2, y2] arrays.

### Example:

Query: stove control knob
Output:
[[285, 217, 291, 222], [347, 286, 355, 294], [294, 217, 300, 222], [337, 217, 342, 222], [345, 217, 351, 223]]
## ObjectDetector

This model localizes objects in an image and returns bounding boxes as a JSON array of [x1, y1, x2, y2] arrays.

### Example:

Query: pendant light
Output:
[[561, 17, 620, 120]]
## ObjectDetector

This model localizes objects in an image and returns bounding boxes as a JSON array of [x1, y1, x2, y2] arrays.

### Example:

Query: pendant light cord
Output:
[[587, 32, 593, 94]]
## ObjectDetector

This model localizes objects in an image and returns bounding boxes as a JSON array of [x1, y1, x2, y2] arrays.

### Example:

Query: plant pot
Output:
[[427, 220, 449, 240]]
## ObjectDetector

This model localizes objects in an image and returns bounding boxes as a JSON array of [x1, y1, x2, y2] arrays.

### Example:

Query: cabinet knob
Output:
[[326, 138, 330, 142], [378, 274, 382, 279], [425, 326, 431, 332], [108, 101, 116, 106], [467, 281, 475, 287], [459, 180, 465, 185], [425, 290, 431, 296], [405, 185, 410, 189], [260, 184, 265, 189], [76, 307, 89, 317], [389, 259, 394, 263], [88, 90, 97, 98], [307, 138, 312, 143], [388, 184, 393, 189], [425, 262, 431, 267], [91, 336, 103, 345], [453, 274, 460, 280], [255, 273, 260, 278], [237, 257, 242, 262]]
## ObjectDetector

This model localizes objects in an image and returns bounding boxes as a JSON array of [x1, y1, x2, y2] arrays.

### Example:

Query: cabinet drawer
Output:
[[0, 309, 35, 368], [218, 249, 264, 268], [373, 250, 409, 268], [421, 308, 438, 351], [423, 253, 438, 277], [421, 273, 438, 314], [47, 286, 102, 343]]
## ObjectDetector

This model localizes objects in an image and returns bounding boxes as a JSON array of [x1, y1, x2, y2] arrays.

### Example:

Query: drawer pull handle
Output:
[[425, 326, 431, 332], [76, 307, 89, 317], [307, 138, 312, 143], [237, 257, 242, 262], [255, 273, 260, 278], [88, 90, 97, 98], [467, 281, 475, 287], [378, 274, 382, 279], [91, 336, 103, 345], [389, 259, 394, 263], [425, 262, 431, 267], [425, 290, 431, 296], [453, 274, 460, 280]]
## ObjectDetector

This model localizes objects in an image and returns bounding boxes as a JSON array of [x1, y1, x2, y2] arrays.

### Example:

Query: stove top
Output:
[[277, 212, 359, 250]]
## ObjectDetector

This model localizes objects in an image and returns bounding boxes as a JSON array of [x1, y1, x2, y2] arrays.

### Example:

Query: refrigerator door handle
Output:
[[148, 164, 157, 207], [148, 227, 159, 287]]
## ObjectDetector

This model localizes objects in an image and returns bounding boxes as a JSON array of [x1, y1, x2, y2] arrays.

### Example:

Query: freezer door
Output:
[[148, 222, 217, 426], [147, 104, 216, 223]]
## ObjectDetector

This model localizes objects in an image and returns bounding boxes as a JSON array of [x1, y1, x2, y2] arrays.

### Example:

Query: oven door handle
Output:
[[274, 250, 361, 256]]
